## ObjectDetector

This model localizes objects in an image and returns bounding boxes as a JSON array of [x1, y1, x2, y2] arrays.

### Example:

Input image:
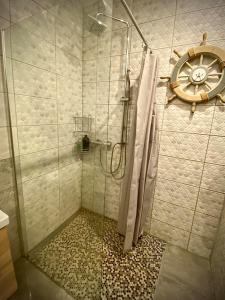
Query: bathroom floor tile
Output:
[[27, 209, 166, 299], [153, 244, 215, 300], [9, 258, 73, 300]]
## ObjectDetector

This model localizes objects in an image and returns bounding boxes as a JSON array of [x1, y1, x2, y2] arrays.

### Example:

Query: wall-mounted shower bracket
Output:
[[91, 139, 111, 148], [120, 96, 130, 102]]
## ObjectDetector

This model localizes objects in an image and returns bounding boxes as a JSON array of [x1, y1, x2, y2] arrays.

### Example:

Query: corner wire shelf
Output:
[[73, 115, 92, 133], [73, 115, 111, 154]]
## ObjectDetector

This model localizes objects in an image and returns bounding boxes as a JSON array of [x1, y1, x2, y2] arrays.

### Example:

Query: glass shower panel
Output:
[[9, 0, 83, 252], [81, 0, 113, 217], [0, 19, 23, 260]]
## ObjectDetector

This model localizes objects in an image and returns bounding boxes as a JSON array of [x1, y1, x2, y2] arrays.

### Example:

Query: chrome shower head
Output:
[[88, 14, 107, 35]]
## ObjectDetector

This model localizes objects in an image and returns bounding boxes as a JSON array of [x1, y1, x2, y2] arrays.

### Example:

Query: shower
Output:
[[88, 14, 107, 35], [88, 12, 131, 180]]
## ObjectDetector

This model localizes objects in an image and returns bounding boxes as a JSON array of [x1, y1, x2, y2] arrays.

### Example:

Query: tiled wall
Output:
[[2, 0, 83, 252], [211, 202, 225, 299], [0, 1, 21, 260], [138, 0, 225, 259], [1, 0, 225, 260], [82, 0, 225, 259], [81, 0, 122, 220]]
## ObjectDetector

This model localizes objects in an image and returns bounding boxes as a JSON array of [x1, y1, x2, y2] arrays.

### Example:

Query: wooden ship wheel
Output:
[[161, 33, 225, 112]]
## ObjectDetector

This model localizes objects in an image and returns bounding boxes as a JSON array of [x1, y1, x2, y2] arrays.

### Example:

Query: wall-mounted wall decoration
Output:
[[161, 33, 225, 112]]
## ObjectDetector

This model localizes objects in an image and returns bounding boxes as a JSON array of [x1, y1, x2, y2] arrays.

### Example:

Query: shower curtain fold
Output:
[[117, 50, 159, 252]]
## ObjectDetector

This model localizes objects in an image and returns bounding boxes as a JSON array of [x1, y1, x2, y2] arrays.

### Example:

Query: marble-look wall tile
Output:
[[18, 125, 58, 154], [133, 0, 176, 24], [97, 57, 110, 82], [11, 24, 55, 72], [211, 106, 225, 136], [0, 15, 10, 30], [58, 99, 82, 124], [56, 47, 82, 81], [57, 75, 82, 103], [0, 93, 16, 127], [23, 170, 60, 250], [0, 58, 14, 93], [83, 82, 96, 105], [131, 17, 174, 52], [97, 31, 111, 58], [83, 34, 97, 60], [177, 0, 225, 15], [95, 104, 108, 126], [188, 234, 214, 259], [160, 131, 208, 162], [110, 55, 126, 81], [97, 81, 109, 105], [10, 0, 55, 44], [206, 136, 225, 165], [0, 158, 13, 192], [0, 127, 10, 159], [192, 212, 219, 240], [13, 61, 56, 99], [54, 0, 83, 36], [83, 60, 97, 82], [58, 124, 76, 147], [173, 7, 225, 46], [56, 17, 82, 60], [111, 28, 128, 57], [154, 179, 198, 210], [163, 104, 214, 134], [108, 104, 123, 126], [158, 155, 203, 186], [15, 95, 57, 125], [201, 163, 225, 193], [59, 163, 81, 222], [20, 148, 58, 181], [151, 218, 189, 249], [109, 81, 124, 104], [211, 202, 225, 299], [152, 199, 194, 231], [59, 144, 78, 168], [0, 0, 10, 21], [105, 192, 120, 221], [196, 189, 224, 218]]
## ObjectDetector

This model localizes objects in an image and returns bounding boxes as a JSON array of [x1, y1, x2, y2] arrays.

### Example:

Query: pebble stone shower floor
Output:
[[28, 209, 166, 299]]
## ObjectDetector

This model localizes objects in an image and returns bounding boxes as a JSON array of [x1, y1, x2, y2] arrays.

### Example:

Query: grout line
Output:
[[149, 0, 178, 234], [156, 176, 225, 195], [187, 101, 217, 250], [54, 13, 62, 223], [175, 4, 225, 16], [152, 217, 215, 242], [154, 196, 221, 220]]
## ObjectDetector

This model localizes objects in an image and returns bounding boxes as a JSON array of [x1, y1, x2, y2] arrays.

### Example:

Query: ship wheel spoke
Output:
[[207, 72, 222, 77], [178, 74, 189, 79], [205, 81, 212, 90], [185, 61, 193, 69], [194, 84, 199, 94], [182, 82, 192, 90], [200, 54, 204, 65], [207, 58, 218, 69]]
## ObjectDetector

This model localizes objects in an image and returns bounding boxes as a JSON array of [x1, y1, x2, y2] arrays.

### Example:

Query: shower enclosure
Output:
[[0, 0, 149, 289]]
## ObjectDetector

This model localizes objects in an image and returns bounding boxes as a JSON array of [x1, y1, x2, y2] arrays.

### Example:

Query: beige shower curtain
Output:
[[118, 50, 159, 251]]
